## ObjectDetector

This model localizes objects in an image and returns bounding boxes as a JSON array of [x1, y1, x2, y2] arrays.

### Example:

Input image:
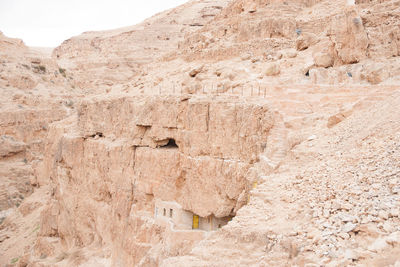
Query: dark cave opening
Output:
[[160, 139, 178, 149]]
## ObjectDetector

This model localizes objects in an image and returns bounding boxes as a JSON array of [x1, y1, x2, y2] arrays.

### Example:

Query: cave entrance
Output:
[[160, 138, 178, 149], [195, 214, 233, 231], [154, 199, 233, 231]]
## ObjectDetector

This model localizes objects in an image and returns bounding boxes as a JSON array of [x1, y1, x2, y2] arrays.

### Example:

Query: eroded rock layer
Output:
[[1, 0, 400, 266], [36, 96, 275, 265]]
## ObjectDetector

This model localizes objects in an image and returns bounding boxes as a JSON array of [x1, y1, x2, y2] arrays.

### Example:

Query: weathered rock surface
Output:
[[33, 96, 275, 266], [162, 87, 400, 267], [0, 31, 75, 265], [1, 0, 400, 266], [0, 135, 26, 158]]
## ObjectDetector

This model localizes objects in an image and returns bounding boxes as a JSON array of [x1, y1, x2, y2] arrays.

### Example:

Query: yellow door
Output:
[[192, 215, 199, 229]]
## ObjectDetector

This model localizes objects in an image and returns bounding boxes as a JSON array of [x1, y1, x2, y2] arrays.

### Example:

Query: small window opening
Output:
[[305, 70, 310, 77], [163, 208, 166, 216], [169, 209, 173, 218]]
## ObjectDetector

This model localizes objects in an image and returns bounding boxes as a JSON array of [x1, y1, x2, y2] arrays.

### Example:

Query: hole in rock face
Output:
[[160, 139, 178, 149], [87, 132, 104, 139], [190, 214, 233, 231], [305, 70, 310, 77], [154, 200, 235, 231]]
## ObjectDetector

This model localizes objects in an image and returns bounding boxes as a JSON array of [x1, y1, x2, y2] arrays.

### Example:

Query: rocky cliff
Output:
[[34, 95, 275, 266], [1, 0, 400, 266]]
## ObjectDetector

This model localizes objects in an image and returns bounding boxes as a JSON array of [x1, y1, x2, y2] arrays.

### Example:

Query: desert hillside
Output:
[[0, 0, 400, 266]]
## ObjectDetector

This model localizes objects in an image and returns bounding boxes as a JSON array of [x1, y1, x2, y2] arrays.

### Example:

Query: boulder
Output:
[[265, 63, 280, 76], [327, 112, 346, 128], [329, 10, 368, 64], [295, 32, 318, 51], [189, 65, 204, 77], [313, 52, 334, 68], [0, 135, 26, 157], [285, 49, 297, 58]]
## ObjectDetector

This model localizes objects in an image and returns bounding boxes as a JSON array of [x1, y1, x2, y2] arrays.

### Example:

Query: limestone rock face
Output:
[[329, 9, 369, 64], [162, 83, 400, 267], [1, 0, 400, 266], [36, 96, 275, 265], [0, 135, 26, 158], [52, 0, 230, 91], [313, 52, 334, 68], [0, 31, 74, 263], [296, 33, 318, 51], [45, 0, 400, 91], [0, 33, 73, 91]]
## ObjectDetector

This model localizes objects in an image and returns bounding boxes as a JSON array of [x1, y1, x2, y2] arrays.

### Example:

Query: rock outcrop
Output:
[[35, 96, 275, 265], [162, 91, 400, 267], [1, 0, 400, 266], [0, 31, 74, 264]]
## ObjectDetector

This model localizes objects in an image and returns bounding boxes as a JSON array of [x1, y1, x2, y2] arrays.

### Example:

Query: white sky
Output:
[[0, 0, 188, 47]]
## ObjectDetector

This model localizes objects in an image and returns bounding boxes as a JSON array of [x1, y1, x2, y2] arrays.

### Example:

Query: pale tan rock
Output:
[[344, 249, 359, 260], [265, 63, 280, 76], [0, 135, 26, 157], [368, 238, 388, 252], [1, 0, 400, 266], [362, 66, 390, 85], [189, 65, 204, 77], [313, 52, 334, 68], [327, 113, 346, 128], [296, 33, 318, 51], [386, 232, 400, 246], [31, 95, 276, 265], [285, 49, 298, 58], [6, 74, 37, 90], [329, 9, 368, 64]]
